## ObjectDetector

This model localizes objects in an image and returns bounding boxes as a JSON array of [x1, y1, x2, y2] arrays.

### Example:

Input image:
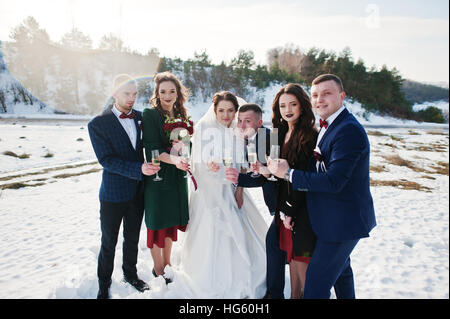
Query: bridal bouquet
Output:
[[163, 114, 198, 191], [162, 114, 194, 140]]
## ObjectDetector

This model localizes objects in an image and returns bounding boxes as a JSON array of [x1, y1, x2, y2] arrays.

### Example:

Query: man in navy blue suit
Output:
[[225, 103, 286, 299], [268, 74, 376, 299], [88, 74, 160, 299]]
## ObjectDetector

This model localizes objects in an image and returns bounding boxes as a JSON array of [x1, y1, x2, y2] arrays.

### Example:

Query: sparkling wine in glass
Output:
[[267, 145, 280, 181], [222, 157, 233, 168], [247, 143, 260, 178], [181, 144, 190, 178], [207, 155, 218, 174], [222, 149, 233, 182], [151, 150, 163, 181]]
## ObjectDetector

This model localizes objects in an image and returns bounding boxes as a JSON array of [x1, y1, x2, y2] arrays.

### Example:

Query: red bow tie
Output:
[[120, 111, 135, 119], [319, 119, 328, 129]]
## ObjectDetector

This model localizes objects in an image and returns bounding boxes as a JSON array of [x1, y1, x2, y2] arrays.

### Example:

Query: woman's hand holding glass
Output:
[[266, 145, 280, 181], [180, 144, 191, 178], [250, 161, 271, 176], [171, 139, 184, 153], [174, 155, 190, 172], [206, 158, 221, 173], [225, 167, 239, 184]]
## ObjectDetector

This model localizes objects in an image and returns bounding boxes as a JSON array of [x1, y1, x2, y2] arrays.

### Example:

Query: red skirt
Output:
[[277, 215, 311, 264], [147, 225, 187, 249]]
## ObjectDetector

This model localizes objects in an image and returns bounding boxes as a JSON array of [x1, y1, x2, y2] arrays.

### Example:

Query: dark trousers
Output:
[[97, 192, 144, 288], [303, 239, 359, 299], [265, 217, 287, 299]]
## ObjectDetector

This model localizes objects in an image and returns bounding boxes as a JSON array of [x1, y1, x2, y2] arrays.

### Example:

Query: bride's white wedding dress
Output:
[[170, 101, 268, 299]]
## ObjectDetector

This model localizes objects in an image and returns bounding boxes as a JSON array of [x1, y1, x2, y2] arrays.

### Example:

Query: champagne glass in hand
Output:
[[222, 148, 233, 182], [247, 142, 260, 178], [207, 157, 219, 173], [181, 144, 190, 178], [151, 150, 163, 181], [266, 145, 280, 181]]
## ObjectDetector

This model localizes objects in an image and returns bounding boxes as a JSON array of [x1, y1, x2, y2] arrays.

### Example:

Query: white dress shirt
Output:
[[316, 105, 346, 147], [248, 131, 257, 144], [289, 106, 346, 182], [112, 105, 137, 150]]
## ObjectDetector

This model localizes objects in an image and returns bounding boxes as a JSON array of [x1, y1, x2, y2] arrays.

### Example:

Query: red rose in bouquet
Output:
[[162, 115, 194, 140]]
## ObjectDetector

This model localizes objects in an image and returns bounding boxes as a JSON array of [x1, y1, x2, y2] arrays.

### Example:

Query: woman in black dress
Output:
[[271, 83, 318, 298]]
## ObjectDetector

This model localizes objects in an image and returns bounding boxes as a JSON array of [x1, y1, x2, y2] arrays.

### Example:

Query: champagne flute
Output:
[[222, 148, 233, 182], [151, 149, 163, 181], [266, 145, 280, 181], [181, 144, 190, 178], [247, 142, 260, 178], [207, 155, 218, 174]]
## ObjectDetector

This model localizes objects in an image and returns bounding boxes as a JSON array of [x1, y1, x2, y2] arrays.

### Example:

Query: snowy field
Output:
[[0, 118, 448, 299]]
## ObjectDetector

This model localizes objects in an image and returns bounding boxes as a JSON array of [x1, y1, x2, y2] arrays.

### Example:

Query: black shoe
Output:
[[152, 268, 172, 285], [97, 286, 110, 299], [97, 280, 111, 299], [262, 292, 272, 299], [123, 276, 150, 293]]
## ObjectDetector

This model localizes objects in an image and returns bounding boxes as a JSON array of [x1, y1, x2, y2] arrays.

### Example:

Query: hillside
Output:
[[0, 40, 159, 115], [402, 79, 449, 104], [0, 41, 51, 114]]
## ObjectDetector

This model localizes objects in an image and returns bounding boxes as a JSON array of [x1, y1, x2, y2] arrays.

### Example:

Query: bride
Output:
[[171, 91, 268, 299]]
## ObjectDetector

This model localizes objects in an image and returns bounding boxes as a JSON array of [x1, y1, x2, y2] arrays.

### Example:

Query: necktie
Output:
[[120, 111, 135, 119], [319, 119, 328, 129]]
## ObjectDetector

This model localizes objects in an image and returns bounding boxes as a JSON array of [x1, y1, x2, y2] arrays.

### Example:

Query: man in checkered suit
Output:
[[88, 75, 160, 299]]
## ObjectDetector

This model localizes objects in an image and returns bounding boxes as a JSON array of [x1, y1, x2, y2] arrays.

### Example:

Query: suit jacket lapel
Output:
[[108, 112, 136, 152], [318, 108, 349, 150]]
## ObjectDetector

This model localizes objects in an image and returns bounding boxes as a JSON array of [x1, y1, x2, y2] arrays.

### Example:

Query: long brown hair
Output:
[[150, 71, 189, 118], [272, 83, 318, 165], [212, 91, 239, 112]]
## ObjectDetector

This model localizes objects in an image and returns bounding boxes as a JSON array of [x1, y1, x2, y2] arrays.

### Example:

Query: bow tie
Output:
[[119, 111, 135, 119], [319, 119, 328, 129]]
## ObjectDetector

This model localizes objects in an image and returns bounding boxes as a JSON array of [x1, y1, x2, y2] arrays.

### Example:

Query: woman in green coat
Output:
[[142, 72, 190, 283]]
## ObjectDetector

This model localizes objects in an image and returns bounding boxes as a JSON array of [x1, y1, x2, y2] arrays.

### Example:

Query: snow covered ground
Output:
[[0, 118, 448, 299]]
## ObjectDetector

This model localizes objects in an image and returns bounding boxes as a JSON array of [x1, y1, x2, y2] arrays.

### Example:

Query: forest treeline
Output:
[[158, 45, 447, 123], [1, 16, 448, 123]]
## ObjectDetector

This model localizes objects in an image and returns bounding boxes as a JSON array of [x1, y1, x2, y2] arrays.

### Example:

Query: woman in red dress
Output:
[[271, 83, 318, 298]]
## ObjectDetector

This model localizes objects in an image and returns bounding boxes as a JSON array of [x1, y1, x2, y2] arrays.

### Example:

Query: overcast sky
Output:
[[0, 0, 448, 84]]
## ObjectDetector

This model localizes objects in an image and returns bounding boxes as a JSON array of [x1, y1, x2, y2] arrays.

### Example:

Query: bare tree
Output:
[[267, 43, 307, 75]]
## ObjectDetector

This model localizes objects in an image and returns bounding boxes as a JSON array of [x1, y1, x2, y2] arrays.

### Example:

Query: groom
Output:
[[225, 103, 286, 299], [268, 74, 376, 299], [88, 74, 160, 299]]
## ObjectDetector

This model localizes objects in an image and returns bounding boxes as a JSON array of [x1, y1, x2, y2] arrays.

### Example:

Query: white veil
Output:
[[178, 96, 268, 299], [190, 97, 247, 179], [194, 96, 247, 130]]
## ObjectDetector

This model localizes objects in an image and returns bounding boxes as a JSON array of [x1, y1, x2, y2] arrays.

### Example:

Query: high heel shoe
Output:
[[152, 268, 172, 285]]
